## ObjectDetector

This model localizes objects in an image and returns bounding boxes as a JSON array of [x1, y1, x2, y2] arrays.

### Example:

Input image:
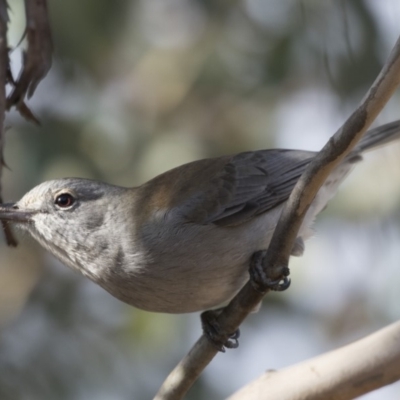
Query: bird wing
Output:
[[183, 149, 316, 227]]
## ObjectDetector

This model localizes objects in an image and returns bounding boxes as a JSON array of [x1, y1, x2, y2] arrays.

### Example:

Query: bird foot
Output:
[[249, 250, 291, 292], [201, 309, 240, 352]]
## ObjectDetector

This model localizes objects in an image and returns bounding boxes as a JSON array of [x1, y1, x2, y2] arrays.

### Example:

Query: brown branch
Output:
[[0, 0, 17, 246], [227, 320, 400, 400], [154, 34, 400, 400]]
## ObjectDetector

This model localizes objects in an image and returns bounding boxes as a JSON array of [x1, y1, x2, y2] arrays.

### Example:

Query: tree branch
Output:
[[227, 321, 400, 400], [154, 34, 400, 400]]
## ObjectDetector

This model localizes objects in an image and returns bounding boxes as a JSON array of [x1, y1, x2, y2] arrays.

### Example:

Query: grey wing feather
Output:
[[187, 120, 400, 227], [354, 120, 400, 152], [201, 149, 315, 227]]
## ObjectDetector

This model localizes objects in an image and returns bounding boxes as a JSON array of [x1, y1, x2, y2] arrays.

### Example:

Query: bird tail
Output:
[[355, 120, 400, 153]]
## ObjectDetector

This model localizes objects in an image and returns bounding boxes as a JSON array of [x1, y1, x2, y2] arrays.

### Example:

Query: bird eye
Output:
[[54, 193, 75, 209]]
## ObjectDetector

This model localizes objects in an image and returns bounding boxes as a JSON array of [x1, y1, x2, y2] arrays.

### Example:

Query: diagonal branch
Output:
[[227, 320, 400, 400], [154, 34, 400, 400]]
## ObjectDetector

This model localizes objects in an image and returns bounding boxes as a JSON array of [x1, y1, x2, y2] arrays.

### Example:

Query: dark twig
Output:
[[7, 0, 52, 123], [0, 0, 17, 246], [155, 34, 400, 400], [0, 0, 53, 244]]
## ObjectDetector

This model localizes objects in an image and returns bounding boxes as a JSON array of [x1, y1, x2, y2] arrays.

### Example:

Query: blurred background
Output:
[[1, 0, 400, 399]]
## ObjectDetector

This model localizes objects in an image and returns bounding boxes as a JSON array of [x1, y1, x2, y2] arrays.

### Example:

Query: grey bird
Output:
[[0, 121, 399, 314]]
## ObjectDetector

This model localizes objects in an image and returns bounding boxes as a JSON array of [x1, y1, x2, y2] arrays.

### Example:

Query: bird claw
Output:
[[201, 310, 240, 352], [265, 276, 291, 291], [249, 250, 291, 292]]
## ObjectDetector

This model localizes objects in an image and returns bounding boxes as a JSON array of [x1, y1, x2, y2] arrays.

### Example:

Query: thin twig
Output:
[[7, 0, 52, 123], [0, 0, 17, 246], [155, 34, 400, 400]]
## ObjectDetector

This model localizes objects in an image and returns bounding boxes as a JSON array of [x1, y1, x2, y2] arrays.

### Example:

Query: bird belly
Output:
[[102, 211, 281, 314]]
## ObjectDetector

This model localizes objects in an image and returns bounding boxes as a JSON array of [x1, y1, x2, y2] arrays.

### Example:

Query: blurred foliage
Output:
[[0, 1, 400, 399], [49, 0, 130, 78]]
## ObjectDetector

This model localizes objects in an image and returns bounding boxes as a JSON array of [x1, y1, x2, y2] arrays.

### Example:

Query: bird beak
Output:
[[0, 203, 36, 223]]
